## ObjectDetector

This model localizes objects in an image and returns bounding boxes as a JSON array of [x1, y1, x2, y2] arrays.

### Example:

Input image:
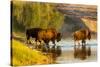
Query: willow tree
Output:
[[12, 1, 64, 32]]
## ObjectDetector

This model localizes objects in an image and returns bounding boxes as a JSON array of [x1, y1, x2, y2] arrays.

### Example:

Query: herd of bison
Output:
[[25, 28, 92, 60]]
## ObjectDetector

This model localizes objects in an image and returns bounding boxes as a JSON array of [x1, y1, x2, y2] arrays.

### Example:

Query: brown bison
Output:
[[26, 28, 43, 44], [37, 28, 62, 49], [26, 28, 62, 50], [73, 29, 91, 47]]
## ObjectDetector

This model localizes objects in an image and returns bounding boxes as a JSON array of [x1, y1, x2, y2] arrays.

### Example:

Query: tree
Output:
[[12, 1, 64, 32]]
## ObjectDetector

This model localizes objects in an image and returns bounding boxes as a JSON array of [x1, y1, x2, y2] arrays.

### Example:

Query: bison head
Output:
[[86, 30, 91, 40], [88, 31, 91, 40], [56, 33, 62, 42]]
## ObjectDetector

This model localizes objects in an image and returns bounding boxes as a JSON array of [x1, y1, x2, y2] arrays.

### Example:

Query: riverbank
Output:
[[11, 39, 54, 66]]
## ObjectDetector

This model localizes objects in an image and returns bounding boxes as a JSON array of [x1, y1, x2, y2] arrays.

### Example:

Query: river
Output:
[[49, 39, 97, 64]]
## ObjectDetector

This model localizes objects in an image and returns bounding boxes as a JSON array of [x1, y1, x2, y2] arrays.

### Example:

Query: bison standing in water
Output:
[[73, 29, 91, 59], [73, 29, 91, 47], [38, 28, 62, 50], [26, 28, 62, 51]]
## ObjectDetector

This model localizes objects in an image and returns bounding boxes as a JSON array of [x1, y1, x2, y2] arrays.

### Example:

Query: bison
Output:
[[26, 28, 43, 44], [37, 28, 62, 49], [73, 29, 91, 48], [26, 28, 62, 51]]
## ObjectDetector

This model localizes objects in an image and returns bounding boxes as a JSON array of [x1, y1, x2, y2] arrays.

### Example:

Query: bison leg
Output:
[[35, 38, 39, 49], [26, 35, 30, 44], [46, 42, 49, 49], [45, 43, 50, 53], [77, 41, 81, 49], [74, 40, 77, 48], [37, 40, 43, 50], [82, 40, 86, 46], [74, 41, 76, 46], [74, 40, 80, 49], [52, 40, 56, 47], [44, 40, 50, 52]]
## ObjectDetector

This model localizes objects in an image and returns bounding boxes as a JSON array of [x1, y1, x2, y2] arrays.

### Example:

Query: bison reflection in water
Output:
[[26, 28, 62, 52]]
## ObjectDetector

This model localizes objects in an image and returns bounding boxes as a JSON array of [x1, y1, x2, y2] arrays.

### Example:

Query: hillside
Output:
[[56, 4, 97, 19], [81, 17, 97, 32], [56, 4, 97, 38]]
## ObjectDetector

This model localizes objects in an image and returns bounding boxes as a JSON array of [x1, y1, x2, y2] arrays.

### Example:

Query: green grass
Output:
[[11, 39, 52, 66]]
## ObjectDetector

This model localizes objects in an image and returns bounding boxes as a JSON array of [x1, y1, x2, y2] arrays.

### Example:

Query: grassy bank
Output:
[[11, 39, 53, 66]]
